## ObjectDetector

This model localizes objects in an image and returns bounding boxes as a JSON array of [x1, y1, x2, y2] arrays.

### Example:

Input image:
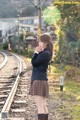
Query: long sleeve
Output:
[[31, 49, 51, 80], [31, 51, 51, 67]]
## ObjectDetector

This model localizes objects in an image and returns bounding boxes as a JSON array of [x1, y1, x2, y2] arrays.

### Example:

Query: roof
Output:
[[25, 36, 36, 40]]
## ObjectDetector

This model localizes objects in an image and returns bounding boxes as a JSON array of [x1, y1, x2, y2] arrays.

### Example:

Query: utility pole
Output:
[[38, 0, 41, 30], [18, 15, 20, 54], [38, 0, 42, 36], [29, 0, 42, 36]]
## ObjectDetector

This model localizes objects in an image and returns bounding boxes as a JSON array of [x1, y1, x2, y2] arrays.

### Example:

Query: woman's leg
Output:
[[34, 96, 45, 113], [34, 96, 45, 120], [34, 96, 48, 120], [44, 99, 48, 114], [44, 99, 48, 120]]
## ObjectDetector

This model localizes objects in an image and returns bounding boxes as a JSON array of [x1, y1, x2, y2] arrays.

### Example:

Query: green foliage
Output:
[[19, 33, 24, 41], [20, 49, 27, 56], [65, 80, 80, 95], [53, 1, 80, 65], [77, 39, 80, 51], [27, 49, 34, 58], [3, 42, 8, 50], [43, 6, 61, 25], [13, 49, 18, 53], [13, 49, 28, 56], [0, 44, 3, 50]]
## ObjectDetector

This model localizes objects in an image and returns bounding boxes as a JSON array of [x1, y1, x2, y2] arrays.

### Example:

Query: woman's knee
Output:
[[34, 96, 45, 107]]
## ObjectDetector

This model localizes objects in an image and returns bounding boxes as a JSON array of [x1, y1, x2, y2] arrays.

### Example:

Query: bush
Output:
[[3, 42, 8, 50], [13, 49, 18, 53], [0, 44, 3, 50], [13, 48, 34, 58], [20, 49, 27, 56], [27, 49, 34, 58]]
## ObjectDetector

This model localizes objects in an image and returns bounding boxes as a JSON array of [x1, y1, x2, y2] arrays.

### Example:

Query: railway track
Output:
[[0, 52, 8, 70], [0, 51, 35, 120], [0, 51, 23, 120], [0, 52, 4, 64], [0, 51, 62, 120], [9, 58, 61, 120], [9, 57, 32, 120]]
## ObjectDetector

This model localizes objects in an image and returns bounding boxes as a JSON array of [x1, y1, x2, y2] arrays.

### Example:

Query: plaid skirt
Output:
[[29, 80, 49, 98]]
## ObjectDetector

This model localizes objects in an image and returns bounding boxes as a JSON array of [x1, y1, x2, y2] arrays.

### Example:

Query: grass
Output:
[[49, 63, 80, 120], [64, 80, 80, 120], [65, 81, 80, 96], [72, 105, 80, 120]]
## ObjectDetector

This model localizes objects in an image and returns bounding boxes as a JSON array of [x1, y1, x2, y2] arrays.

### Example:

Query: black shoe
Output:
[[38, 114, 45, 120], [45, 114, 48, 120]]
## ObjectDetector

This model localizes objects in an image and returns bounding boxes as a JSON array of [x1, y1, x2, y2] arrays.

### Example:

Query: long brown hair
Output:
[[38, 33, 53, 60]]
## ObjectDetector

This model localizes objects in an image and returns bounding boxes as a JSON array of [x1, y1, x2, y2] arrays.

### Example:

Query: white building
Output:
[[0, 19, 18, 43], [0, 16, 47, 43], [19, 16, 45, 35]]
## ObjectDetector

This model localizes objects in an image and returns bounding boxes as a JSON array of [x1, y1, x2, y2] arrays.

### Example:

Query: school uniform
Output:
[[29, 48, 51, 98]]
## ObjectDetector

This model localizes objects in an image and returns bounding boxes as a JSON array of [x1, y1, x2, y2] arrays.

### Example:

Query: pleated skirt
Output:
[[29, 80, 49, 98]]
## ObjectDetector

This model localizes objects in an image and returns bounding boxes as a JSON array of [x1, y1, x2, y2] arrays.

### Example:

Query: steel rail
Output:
[[0, 53, 23, 119], [0, 52, 8, 70]]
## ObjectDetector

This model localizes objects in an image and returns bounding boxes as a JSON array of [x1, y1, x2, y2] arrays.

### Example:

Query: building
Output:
[[24, 36, 37, 49], [0, 20, 18, 43], [19, 16, 45, 35], [0, 16, 55, 44]]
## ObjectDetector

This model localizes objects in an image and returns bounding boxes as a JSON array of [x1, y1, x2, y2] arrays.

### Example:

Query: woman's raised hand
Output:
[[35, 46, 44, 53]]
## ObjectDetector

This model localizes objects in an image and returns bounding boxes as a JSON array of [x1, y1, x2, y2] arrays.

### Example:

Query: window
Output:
[[27, 27, 30, 32]]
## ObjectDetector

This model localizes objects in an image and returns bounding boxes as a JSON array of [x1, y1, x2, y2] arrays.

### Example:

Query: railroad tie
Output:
[[9, 118, 25, 120]]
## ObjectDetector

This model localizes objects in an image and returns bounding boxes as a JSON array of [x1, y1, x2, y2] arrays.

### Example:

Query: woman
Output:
[[29, 33, 53, 120]]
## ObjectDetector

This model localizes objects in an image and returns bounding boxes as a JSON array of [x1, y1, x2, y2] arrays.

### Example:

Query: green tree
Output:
[[53, 0, 80, 64]]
